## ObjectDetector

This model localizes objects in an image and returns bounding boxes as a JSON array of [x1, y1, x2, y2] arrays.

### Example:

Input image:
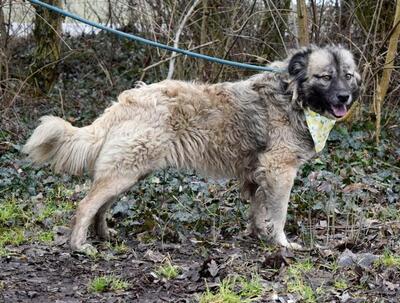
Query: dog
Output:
[[23, 45, 361, 253]]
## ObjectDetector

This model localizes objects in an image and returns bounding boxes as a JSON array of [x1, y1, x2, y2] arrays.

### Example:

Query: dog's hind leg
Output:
[[244, 181, 269, 237], [94, 172, 150, 240], [247, 191, 268, 237], [71, 121, 171, 253], [94, 201, 116, 240], [70, 175, 138, 253]]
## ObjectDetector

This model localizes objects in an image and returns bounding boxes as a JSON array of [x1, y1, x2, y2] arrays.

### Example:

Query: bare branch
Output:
[[167, 0, 201, 80]]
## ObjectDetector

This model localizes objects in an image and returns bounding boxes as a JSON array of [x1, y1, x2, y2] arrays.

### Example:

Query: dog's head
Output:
[[288, 45, 361, 119]]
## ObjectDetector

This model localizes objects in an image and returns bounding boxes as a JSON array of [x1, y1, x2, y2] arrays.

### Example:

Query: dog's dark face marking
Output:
[[288, 46, 361, 118]]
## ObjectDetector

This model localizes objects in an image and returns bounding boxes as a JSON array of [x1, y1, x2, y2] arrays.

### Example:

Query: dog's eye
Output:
[[321, 75, 332, 81], [345, 73, 353, 80]]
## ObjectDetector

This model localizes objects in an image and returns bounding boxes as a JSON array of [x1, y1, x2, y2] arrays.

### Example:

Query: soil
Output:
[[2, 227, 400, 303], [1, 237, 281, 303]]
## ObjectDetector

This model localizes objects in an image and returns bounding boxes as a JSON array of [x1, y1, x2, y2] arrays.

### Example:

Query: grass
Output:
[[287, 259, 314, 276], [0, 227, 25, 257], [0, 197, 29, 226], [110, 241, 129, 254], [286, 259, 318, 303], [334, 279, 348, 290], [0, 247, 9, 257], [377, 205, 400, 221], [88, 275, 129, 293], [36, 230, 54, 243], [375, 250, 400, 269], [199, 274, 263, 303], [0, 185, 76, 253], [287, 278, 316, 303], [36, 185, 75, 225], [0, 228, 25, 247], [237, 274, 264, 299], [156, 259, 181, 280]]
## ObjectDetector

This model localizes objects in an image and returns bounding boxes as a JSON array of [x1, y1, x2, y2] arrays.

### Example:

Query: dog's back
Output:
[[23, 78, 275, 180]]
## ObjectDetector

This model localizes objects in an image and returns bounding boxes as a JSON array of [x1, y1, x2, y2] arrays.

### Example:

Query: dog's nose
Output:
[[337, 94, 350, 104]]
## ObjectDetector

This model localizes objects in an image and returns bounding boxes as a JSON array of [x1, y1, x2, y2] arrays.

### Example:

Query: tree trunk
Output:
[[374, 0, 400, 144], [30, 0, 63, 95], [0, 0, 8, 81], [296, 0, 309, 46]]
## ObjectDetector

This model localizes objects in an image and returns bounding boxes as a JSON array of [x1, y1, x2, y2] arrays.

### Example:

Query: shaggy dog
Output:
[[23, 45, 361, 253]]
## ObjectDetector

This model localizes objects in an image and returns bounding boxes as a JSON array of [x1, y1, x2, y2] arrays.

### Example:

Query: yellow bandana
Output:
[[304, 109, 336, 153]]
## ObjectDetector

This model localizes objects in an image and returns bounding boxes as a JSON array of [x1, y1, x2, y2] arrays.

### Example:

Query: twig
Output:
[[3, 51, 74, 113], [198, 0, 208, 77], [359, 0, 382, 63], [310, 0, 318, 43], [167, 0, 201, 80], [330, 221, 400, 231], [264, 0, 288, 55], [58, 87, 65, 118], [141, 40, 216, 81], [213, 0, 257, 82]]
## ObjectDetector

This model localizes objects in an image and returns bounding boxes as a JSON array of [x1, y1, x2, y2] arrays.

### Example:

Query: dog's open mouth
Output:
[[330, 104, 347, 118]]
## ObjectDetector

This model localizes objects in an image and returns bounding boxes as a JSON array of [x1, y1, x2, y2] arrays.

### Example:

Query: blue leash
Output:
[[28, 0, 284, 73]]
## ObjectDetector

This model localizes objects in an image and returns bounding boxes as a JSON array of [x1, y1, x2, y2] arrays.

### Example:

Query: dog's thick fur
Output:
[[23, 45, 361, 252]]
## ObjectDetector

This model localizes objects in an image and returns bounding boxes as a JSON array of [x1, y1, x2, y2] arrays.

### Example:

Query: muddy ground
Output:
[[1, 237, 292, 303], [1, 224, 400, 302]]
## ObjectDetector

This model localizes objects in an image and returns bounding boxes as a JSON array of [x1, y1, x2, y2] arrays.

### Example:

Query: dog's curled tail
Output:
[[22, 116, 105, 175]]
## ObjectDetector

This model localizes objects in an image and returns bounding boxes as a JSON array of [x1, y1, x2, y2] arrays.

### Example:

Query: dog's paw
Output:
[[97, 227, 118, 241], [282, 241, 304, 251], [276, 236, 304, 251], [246, 223, 304, 250], [246, 222, 273, 240], [73, 243, 98, 256], [108, 228, 118, 237]]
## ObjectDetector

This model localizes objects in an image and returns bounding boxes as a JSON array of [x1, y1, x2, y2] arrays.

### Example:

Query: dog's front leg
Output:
[[249, 161, 302, 250]]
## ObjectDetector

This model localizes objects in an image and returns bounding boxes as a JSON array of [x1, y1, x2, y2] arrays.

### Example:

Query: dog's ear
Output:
[[288, 49, 311, 80]]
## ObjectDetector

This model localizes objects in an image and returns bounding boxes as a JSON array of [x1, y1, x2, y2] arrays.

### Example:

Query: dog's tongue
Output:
[[331, 104, 347, 117]]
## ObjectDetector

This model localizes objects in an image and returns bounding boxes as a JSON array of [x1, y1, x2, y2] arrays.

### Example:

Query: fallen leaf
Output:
[[208, 259, 219, 277]]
